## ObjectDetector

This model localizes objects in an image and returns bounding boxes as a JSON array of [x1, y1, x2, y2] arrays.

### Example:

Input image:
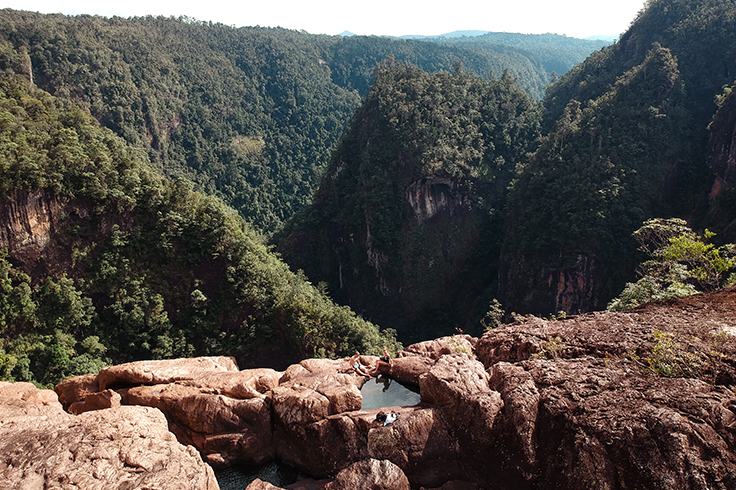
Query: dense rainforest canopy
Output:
[[501, 0, 736, 315], [277, 62, 541, 342], [0, 68, 399, 387], [0, 9, 604, 233]]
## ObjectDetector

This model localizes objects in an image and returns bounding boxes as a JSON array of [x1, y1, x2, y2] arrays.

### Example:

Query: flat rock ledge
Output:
[[51, 289, 736, 489]]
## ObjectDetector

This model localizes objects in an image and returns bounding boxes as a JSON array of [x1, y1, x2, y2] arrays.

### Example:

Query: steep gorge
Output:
[[278, 65, 540, 342], [281, 0, 736, 328]]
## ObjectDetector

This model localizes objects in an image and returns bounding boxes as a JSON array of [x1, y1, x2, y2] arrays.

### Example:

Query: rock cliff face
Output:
[[499, 249, 601, 317], [279, 170, 494, 343], [0, 190, 68, 277], [0, 189, 125, 280], [405, 177, 470, 222], [707, 90, 736, 241], [0, 190, 61, 251], [51, 289, 736, 489]]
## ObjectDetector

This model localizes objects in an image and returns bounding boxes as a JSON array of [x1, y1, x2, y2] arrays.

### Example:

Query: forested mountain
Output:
[[2, 0, 734, 375], [502, 0, 736, 315], [278, 0, 736, 338], [277, 63, 541, 341], [0, 9, 602, 232], [0, 67, 399, 387], [419, 32, 609, 86]]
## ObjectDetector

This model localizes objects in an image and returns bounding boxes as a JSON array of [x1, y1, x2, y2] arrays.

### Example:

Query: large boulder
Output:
[[245, 459, 410, 490], [472, 291, 736, 489], [271, 358, 367, 473], [56, 357, 281, 467], [55, 373, 99, 409], [0, 383, 218, 489], [418, 354, 492, 406], [272, 358, 362, 426], [387, 355, 434, 386], [390, 335, 477, 386], [69, 388, 122, 414], [366, 407, 462, 487], [97, 356, 239, 391], [400, 335, 476, 360], [519, 357, 736, 489], [0, 381, 62, 409], [123, 382, 274, 467], [325, 458, 410, 489]]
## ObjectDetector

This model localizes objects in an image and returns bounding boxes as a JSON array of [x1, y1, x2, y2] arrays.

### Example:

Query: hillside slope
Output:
[[0, 10, 604, 232], [277, 0, 736, 341], [0, 69, 399, 387]]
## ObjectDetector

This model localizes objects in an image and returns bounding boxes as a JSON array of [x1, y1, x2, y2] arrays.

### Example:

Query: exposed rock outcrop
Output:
[[0, 190, 63, 252], [52, 289, 736, 489], [97, 355, 240, 390], [405, 177, 470, 222], [324, 458, 410, 489], [0, 382, 218, 489], [707, 89, 736, 241], [498, 248, 600, 318]]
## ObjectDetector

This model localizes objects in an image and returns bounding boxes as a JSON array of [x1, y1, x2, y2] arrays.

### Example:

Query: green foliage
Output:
[[646, 330, 706, 378], [627, 329, 732, 384], [530, 336, 565, 360], [608, 218, 736, 311], [0, 249, 35, 336], [504, 0, 736, 316], [502, 39, 703, 315], [0, 11, 599, 233], [34, 276, 95, 334], [481, 299, 505, 331], [424, 32, 610, 98], [0, 67, 400, 384]]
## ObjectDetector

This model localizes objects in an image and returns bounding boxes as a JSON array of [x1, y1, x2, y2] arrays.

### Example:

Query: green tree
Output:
[[607, 218, 736, 311]]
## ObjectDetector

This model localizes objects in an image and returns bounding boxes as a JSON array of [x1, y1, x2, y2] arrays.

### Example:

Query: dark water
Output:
[[215, 461, 300, 490], [215, 378, 421, 489], [360, 375, 421, 410]]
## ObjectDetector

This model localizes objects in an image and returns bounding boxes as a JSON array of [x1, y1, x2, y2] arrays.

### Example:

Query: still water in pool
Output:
[[360, 376, 421, 410], [215, 377, 421, 489]]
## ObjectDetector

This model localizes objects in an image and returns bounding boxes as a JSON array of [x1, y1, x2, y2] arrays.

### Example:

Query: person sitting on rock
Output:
[[350, 352, 372, 378], [368, 347, 393, 376]]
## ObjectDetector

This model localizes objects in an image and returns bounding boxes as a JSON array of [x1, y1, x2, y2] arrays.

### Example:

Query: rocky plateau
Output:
[[4, 288, 736, 489]]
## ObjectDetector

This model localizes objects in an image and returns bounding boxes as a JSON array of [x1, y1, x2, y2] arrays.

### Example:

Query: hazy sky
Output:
[[4, 0, 648, 39]]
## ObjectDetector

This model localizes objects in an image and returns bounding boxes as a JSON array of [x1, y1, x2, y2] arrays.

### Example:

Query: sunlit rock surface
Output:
[[52, 291, 736, 488], [0, 382, 218, 489]]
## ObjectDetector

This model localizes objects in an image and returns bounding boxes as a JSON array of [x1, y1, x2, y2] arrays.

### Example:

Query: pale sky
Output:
[[2, 0, 648, 39]]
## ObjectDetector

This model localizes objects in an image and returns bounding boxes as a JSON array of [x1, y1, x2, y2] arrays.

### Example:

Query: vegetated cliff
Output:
[[706, 88, 736, 241], [0, 70, 399, 388], [499, 0, 736, 316], [53, 288, 736, 490], [501, 42, 693, 315], [279, 0, 736, 334], [277, 63, 541, 343]]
